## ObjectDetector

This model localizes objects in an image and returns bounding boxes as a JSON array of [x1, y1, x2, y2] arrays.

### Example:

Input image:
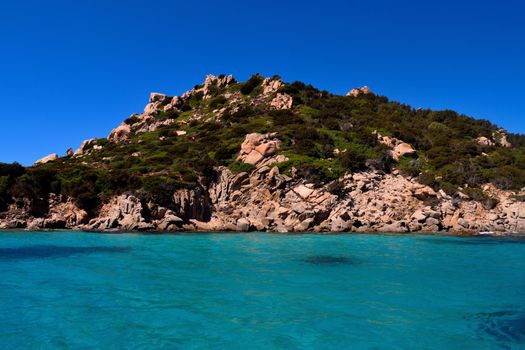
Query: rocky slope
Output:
[[1, 74, 524, 234]]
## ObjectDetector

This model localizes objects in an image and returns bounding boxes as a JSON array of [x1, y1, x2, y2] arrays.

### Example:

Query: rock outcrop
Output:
[[376, 133, 417, 160], [200, 74, 235, 99], [85, 195, 154, 231], [73, 139, 101, 157], [179, 74, 235, 101], [347, 86, 372, 97], [237, 133, 282, 165], [476, 136, 495, 147], [261, 78, 283, 95], [494, 129, 512, 148], [143, 93, 169, 119], [108, 122, 131, 143], [35, 153, 58, 165], [270, 93, 293, 110]]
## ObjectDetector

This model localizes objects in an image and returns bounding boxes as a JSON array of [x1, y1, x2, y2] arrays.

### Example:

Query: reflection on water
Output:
[[0, 245, 131, 260], [469, 310, 525, 345], [302, 255, 357, 265]]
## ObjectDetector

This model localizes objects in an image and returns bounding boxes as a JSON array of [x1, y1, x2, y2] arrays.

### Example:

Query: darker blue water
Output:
[[0, 232, 524, 349]]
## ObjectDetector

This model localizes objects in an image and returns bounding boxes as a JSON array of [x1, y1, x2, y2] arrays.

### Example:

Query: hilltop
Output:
[[1, 74, 524, 233]]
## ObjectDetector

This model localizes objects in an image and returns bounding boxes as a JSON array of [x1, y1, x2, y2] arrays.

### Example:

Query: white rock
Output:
[[35, 153, 58, 165]]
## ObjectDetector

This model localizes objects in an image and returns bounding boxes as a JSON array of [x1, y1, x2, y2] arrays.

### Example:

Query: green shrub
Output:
[[228, 162, 254, 174], [397, 157, 423, 177], [463, 188, 499, 210], [270, 109, 303, 126], [418, 172, 437, 188], [326, 180, 347, 197], [240, 74, 263, 95], [124, 115, 141, 125], [138, 176, 184, 208], [157, 110, 179, 121], [209, 95, 228, 109]]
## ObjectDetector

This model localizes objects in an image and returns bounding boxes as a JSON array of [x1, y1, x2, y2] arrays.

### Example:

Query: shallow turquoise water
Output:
[[0, 232, 524, 349]]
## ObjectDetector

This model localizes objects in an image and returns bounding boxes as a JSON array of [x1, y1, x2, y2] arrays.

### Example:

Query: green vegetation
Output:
[[1, 75, 524, 217], [240, 74, 263, 95]]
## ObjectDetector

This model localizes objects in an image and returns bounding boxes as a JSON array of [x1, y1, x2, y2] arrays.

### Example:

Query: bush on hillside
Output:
[[240, 74, 263, 95]]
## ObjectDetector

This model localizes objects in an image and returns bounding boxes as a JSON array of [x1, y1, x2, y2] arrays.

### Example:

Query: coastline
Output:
[[1, 227, 523, 238], [1, 169, 524, 236]]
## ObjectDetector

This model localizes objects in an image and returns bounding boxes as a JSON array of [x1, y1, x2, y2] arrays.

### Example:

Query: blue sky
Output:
[[0, 0, 524, 165]]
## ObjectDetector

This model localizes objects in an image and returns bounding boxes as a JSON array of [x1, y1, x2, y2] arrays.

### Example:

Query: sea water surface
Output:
[[0, 231, 524, 350]]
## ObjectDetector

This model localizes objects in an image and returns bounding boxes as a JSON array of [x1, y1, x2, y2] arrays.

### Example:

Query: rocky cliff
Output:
[[1, 74, 524, 234]]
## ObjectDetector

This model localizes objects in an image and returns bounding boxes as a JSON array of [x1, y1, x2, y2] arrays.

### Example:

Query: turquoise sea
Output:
[[0, 232, 524, 349]]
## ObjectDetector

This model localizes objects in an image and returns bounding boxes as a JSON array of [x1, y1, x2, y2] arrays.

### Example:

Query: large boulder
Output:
[[201, 74, 234, 99], [35, 153, 58, 165], [238, 133, 281, 166], [375, 132, 417, 161], [73, 139, 101, 156], [163, 96, 182, 111], [261, 78, 283, 95], [392, 143, 417, 161], [270, 93, 293, 110], [491, 129, 511, 148], [476, 136, 494, 147], [240, 133, 266, 154], [108, 122, 131, 143], [244, 150, 265, 165], [156, 212, 184, 231], [86, 195, 151, 231], [347, 86, 372, 97], [179, 74, 235, 101], [255, 141, 279, 157], [236, 218, 251, 232], [143, 92, 168, 117], [47, 196, 89, 228]]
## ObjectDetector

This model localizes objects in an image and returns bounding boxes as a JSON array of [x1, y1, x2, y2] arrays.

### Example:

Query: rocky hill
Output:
[[1, 74, 524, 233]]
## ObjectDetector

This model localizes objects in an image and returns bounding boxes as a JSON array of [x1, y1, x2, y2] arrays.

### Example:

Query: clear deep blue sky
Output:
[[1, 0, 524, 165]]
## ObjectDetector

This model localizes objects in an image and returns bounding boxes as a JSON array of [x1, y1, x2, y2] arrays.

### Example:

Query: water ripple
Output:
[[0, 245, 131, 260]]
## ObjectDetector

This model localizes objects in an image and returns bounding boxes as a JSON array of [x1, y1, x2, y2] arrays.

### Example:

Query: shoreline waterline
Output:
[[1, 228, 524, 239]]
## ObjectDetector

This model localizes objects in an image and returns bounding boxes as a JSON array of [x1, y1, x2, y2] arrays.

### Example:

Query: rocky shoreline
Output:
[[1, 156, 524, 235], [1, 229, 521, 238]]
